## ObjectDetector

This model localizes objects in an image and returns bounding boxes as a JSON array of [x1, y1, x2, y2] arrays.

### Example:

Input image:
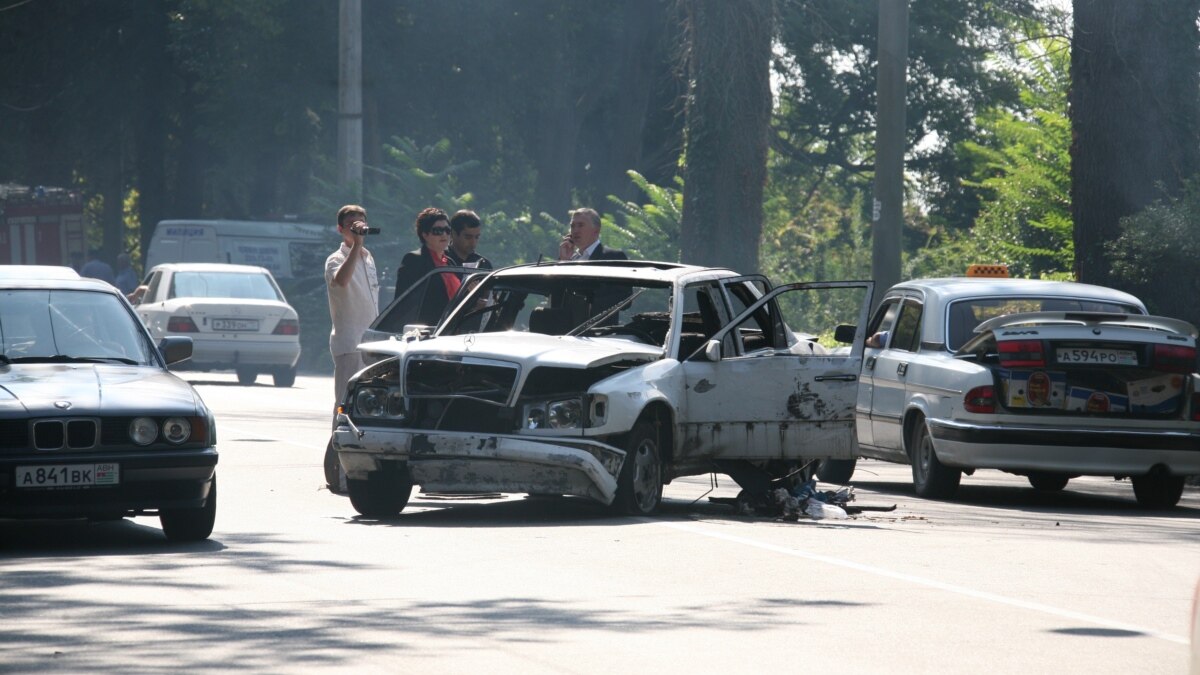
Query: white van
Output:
[[144, 219, 335, 280]]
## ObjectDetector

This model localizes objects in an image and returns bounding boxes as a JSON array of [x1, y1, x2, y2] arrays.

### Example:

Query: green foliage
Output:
[[958, 36, 1073, 279], [603, 171, 683, 263], [1108, 179, 1200, 326]]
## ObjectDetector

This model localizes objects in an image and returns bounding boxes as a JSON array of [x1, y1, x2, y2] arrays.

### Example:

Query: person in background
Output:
[[80, 248, 115, 285], [324, 204, 380, 492], [392, 207, 462, 325], [557, 207, 627, 261], [445, 209, 493, 271], [69, 251, 84, 273], [114, 253, 139, 295]]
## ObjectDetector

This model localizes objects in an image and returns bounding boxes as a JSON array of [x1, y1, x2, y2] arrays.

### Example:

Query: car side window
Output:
[[890, 301, 923, 352], [723, 280, 776, 354], [679, 282, 731, 359], [868, 299, 900, 342], [144, 271, 163, 303]]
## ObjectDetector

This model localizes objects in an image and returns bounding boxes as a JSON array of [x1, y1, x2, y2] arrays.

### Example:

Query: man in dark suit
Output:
[[558, 207, 628, 261], [446, 209, 493, 270]]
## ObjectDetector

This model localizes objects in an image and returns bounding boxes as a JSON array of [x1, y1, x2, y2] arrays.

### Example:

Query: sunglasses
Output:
[[429, 226, 452, 235]]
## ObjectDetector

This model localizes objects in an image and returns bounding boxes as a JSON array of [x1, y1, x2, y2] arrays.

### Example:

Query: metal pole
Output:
[[871, 0, 908, 302], [338, 0, 363, 196]]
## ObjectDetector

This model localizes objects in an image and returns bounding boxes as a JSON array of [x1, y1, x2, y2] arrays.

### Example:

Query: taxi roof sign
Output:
[[966, 264, 1009, 278]]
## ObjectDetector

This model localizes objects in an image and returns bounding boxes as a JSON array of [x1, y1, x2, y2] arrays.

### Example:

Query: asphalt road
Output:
[[1, 373, 1196, 673]]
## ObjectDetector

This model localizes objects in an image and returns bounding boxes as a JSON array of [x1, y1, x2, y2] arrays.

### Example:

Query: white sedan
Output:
[[844, 270, 1200, 508], [134, 263, 301, 387]]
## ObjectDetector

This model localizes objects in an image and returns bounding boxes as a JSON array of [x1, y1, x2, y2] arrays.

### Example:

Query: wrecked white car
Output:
[[333, 261, 873, 516]]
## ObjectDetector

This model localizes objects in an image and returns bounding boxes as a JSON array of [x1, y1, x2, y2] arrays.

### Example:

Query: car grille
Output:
[[32, 419, 98, 450], [404, 355, 519, 406]]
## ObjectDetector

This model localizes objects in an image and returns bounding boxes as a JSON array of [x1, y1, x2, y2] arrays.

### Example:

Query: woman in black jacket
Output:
[[392, 207, 462, 326]]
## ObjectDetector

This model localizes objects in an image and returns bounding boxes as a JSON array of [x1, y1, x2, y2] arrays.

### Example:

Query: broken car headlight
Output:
[[524, 397, 584, 430], [355, 387, 389, 417]]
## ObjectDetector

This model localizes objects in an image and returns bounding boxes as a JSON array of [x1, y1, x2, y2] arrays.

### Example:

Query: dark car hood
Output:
[[0, 364, 200, 416]]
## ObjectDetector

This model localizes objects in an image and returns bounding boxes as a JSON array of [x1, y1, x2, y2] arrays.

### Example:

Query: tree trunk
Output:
[[1070, 0, 1200, 288], [679, 0, 774, 273], [134, 5, 169, 264]]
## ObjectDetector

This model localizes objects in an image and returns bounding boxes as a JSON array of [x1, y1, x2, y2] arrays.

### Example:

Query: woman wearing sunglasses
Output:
[[392, 207, 463, 326]]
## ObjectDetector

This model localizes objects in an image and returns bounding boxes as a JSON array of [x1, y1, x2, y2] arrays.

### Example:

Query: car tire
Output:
[[910, 419, 961, 499], [324, 438, 346, 494], [611, 421, 663, 515], [1131, 473, 1184, 509], [273, 365, 296, 388], [236, 368, 257, 385], [347, 466, 413, 518], [160, 477, 217, 542], [816, 458, 857, 485], [1027, 472, 1070, 491]]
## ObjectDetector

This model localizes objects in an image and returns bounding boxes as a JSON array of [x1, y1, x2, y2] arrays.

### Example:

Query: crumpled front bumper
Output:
[[333, 416, 625, 505]]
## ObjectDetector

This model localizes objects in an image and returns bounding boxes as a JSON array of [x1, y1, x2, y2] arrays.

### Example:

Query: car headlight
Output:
[[129, 417, 158, 445], [525, 397, 584, 430], [162, 417, 191, 444], [355, 387, 389, 417], [547, 399, 582, 429]]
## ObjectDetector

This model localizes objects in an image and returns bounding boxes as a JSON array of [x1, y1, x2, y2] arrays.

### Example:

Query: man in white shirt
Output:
[[325, 205, 380, 490]]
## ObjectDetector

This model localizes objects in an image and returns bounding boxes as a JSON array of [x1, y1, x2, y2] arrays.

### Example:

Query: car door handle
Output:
[[897, 362, 908, 376], [865, 356, 877, 370], [815, 374, 858, 382]]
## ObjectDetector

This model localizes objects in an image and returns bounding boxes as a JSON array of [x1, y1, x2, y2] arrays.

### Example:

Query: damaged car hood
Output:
[[359, 331, 663, 369]]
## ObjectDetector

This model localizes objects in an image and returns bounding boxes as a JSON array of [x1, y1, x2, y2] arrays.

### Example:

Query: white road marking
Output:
[[648, 518, 1188, 645]]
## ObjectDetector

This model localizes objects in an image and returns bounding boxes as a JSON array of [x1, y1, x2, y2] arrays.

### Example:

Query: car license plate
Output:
[[212, 318, 259, 332], [1055, 347, 1137, 366], [16, 463, 119, 489]]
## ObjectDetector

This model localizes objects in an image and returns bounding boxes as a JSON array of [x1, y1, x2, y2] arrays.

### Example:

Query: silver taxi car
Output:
[[851, 267, 1199, 508], [335, 260, 872, 517]]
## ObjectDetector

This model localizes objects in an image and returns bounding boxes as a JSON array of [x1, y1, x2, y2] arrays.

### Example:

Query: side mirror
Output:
[[158, 336, 193, 366], [834, 324, 857, 344], [704, 339, 722, 362]]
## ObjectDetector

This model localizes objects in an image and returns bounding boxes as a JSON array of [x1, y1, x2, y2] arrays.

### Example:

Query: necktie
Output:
[[571, 251, 582, 260]]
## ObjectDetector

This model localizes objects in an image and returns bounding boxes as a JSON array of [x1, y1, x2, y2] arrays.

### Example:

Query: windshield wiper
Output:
[[567, 288, 646, 337], [8, 355, 139, 365]]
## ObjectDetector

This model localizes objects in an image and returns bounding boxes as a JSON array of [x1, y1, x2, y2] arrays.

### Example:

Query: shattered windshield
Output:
[[0, 289, 157, 365], [439, 275, 674, 346]]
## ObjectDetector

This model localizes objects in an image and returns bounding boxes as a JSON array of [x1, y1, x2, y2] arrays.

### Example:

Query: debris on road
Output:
[[709, 477, 897, 521]]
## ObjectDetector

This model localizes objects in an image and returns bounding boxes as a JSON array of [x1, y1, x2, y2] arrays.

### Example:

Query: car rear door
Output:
[[680, 280, 873, 463]]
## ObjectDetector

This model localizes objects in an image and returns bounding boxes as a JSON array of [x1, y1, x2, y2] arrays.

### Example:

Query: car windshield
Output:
[[0, 289, 156, 365], [440, 274, 673, 344], [169, 271, 282, 301], [946, 296, 1143, 350]]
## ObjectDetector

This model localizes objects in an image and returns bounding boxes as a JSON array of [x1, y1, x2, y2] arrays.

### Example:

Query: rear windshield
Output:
[[169, 271, 282, 301], [946, 297, 1143, 350]]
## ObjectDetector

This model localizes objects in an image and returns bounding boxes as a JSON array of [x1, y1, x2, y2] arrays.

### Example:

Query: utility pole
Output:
[[338, 0, 363, 196], [871, 0, 908, 302]]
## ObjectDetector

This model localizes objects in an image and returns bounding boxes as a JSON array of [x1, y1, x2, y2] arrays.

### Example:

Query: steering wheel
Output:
[[588, 325, 658, 344]]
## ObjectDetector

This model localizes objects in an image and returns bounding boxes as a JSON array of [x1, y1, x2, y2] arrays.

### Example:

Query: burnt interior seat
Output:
[[528, 306, 572, 335]]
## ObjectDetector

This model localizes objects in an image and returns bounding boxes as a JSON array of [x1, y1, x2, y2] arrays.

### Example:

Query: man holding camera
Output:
[[324, 204, 380, 490]]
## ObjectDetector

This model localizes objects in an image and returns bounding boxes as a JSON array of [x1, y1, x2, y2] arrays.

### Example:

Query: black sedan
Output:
[[0, 266, 217, 541]]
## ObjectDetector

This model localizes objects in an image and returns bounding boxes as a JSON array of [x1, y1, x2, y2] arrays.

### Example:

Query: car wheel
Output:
[[1028, 472, 1070, 491], [160, 477, 217, 542], [273, 365, 296, 388], [1131, 473, 1184, 508], [612, 421, 663, 515], [816, 458, 857, 485], [347, 466, 413, 518], [324, 438, 346, 494], [910, 419, 961, 499], [236, 367, 257, 385]]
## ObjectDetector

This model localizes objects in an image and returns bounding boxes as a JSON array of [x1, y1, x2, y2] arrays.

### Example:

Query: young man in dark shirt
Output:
[[446, 209, 493, 270]]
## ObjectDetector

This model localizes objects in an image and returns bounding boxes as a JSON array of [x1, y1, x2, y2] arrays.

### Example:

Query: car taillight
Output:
[[1152, 344, 1196, 374], [964, 386, 995, 414], [273, 319, 299, 335], [167, 316, 199, 333], [997, 339, 1046, 367]]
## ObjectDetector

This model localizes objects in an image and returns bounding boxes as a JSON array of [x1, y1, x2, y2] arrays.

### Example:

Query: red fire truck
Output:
[[0, 184, 86, 267]]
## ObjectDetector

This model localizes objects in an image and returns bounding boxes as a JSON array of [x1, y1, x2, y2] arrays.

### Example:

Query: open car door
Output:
[[361, 266, 482, 343], [680, 280, 873, 463]]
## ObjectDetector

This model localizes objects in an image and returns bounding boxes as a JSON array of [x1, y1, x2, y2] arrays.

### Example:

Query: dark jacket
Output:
[[392, 247, 456, 326], [584, 242, 628, 261]]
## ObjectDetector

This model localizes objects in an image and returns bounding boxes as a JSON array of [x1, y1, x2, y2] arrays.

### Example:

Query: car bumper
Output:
[[0, 447, 218, 517], [332, 418, 624, 505], [928, 418, 1200, 475], [185, 337, 300, 369]]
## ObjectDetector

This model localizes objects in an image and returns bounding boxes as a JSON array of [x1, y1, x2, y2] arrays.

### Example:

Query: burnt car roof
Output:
[[490, 260, 736, 284]]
